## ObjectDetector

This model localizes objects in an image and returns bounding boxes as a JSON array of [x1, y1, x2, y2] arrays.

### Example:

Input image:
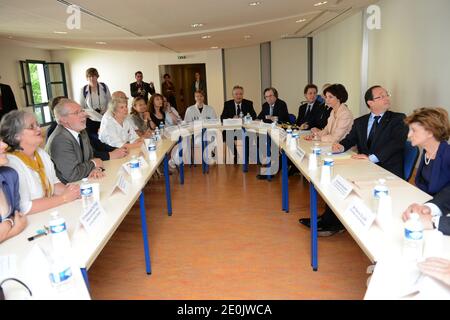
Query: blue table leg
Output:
[[242, 128, 248, 173], [81, 267, 90, 291], [282, 150, 289, 213], [309, 183, 318, 271], [178, 136, 184, 185], [139, 191, 152, 275], [201, 128, 206, 174], [267, 134, 272, 181], [164, 154, 173, 216]]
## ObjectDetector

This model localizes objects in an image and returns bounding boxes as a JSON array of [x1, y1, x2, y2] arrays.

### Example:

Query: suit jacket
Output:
[[340, 111, 407, 178], [46, 125, 95, 184], [0, 83, 18, 120], [429, 185, 450, 235], [257, 98, 290, 123], [130, 81, 155, 102], [416, 141, 450, 195], [221, 99, 256, 121], [191, 80, 206, 95], [296, 100, 325, 129], [317, 105, 332, 129]]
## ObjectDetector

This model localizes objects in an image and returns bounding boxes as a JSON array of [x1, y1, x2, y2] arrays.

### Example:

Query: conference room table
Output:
[[0, 138, 176, 299], [2, 120, 449, 299]]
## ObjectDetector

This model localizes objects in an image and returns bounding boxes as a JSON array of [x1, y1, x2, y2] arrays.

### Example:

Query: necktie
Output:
[[236, 104, 241, 116], [305, 104, 312, 119], [269, 105, 274, 116], [78, 133, 85, 161], [367, 116, 381, 149]]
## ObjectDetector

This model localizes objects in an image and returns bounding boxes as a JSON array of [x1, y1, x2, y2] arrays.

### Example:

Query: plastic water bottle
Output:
[[373, 179, 389, 212], [403, 213, 424, 261], [159, 121, 165, 137], [309, 144, 321, 170], [289, 131, 299, 150], [80, 178, 94, 211], [148, 138, 157, 161], [320, 158, 334, 184], [239, 111, 244, 119], [154, 127, 161, 141], [129, 155, 141, 179], [49, 212, 71, 253], [286, 128, 293, 145], [244, 113, 252, 124], [48, 251, 73, 287]]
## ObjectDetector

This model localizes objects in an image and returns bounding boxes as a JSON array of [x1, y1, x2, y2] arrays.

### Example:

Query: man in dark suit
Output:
[[403, 184, 450, 235], [0, 83, 18, 121], [299, 85, 408, 235], [130, 71, 155, 103], [257, 87, 289, 124], [296, 84, 326, 130], [221, 85, 256, 120], [191, 72, 207, 100]]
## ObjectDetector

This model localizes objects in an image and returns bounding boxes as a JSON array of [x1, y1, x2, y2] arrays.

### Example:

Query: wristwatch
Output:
[[3, 218, 14, 228], [431, 216, 439, 229]]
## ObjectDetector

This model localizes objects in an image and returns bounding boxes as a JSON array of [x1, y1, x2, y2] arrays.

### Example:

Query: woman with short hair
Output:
[[0, 110, 80, 215]]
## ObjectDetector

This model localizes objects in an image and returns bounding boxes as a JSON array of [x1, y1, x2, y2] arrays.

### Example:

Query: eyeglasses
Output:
[[67, 109, 86, 116], [373, 93, 391, 100], [264, 94, 275, 99], [25, 123, 40, 130]]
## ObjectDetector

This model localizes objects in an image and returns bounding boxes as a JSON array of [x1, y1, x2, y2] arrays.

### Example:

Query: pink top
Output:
[[317, 104, 353, 143]]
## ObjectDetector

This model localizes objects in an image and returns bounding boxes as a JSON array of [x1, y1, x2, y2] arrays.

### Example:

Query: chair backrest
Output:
[[403, 140, 419, 181], [288, 114, 296, 124]]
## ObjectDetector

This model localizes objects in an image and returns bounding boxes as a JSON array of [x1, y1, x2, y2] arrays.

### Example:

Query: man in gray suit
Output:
[[46, 99, 105, 183]]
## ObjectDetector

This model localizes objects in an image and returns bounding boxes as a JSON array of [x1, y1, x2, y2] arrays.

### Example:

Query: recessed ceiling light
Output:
[[201, 35, 212, 39], [96, 41, 107, 45], [53, 31, 67, 34], [244, 35, 251, 39], [191, 23, 204, 28], [210, 46, 219, 49], [296, 19, 307, 23], [249, 1, 261, 6], [314, 1, 328, 6]]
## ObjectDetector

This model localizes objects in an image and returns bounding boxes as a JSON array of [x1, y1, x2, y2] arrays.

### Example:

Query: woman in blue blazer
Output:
[[0, 139, 27, 243], [405, 107, 450, 196]]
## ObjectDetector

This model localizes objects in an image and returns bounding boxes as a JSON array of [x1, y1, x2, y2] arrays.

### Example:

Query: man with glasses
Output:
[[257, 87, 289, 124], [299, 85, 408, 236], [46, 99, 116, 183]]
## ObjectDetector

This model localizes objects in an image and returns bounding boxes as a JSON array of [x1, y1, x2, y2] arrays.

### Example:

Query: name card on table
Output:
[[203, 118, 221, 126], [113, 173, 130, 195], [223, 118, 242, 126], [343, 198, 376, 232], [137, 155, 148, 169], [295, 146, 306, 162], [331, 175, 353, 199], [79, 201, 106, 234]]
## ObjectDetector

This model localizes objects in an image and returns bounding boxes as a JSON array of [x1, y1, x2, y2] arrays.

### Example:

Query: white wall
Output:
[[0, 38, 51, 109], [271, 39, 308, 115], [313, 11, 363, 117], [368, 0, 450, 115], [50, 48, 225, 115], [224, 45, 261, 109]]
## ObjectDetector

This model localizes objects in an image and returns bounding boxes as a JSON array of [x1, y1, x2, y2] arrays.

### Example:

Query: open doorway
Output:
[[159, 63, 207, 118]]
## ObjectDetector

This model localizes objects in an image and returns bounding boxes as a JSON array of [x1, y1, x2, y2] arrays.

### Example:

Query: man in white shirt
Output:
[[46, 99, 105, 183]]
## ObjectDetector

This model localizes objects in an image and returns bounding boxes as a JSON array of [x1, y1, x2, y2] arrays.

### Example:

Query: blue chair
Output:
[[403, 140, 419, 181], [288, 114, 296, 124]]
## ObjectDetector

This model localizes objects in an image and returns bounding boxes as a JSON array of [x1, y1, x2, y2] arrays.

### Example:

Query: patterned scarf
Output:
[[10, 150, 52, 197]]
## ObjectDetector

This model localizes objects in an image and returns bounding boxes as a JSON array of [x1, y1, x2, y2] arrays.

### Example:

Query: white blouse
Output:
[[99, 115, 139, 148], [184, 104, 217, 122], [7, 148, 60, 214]]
